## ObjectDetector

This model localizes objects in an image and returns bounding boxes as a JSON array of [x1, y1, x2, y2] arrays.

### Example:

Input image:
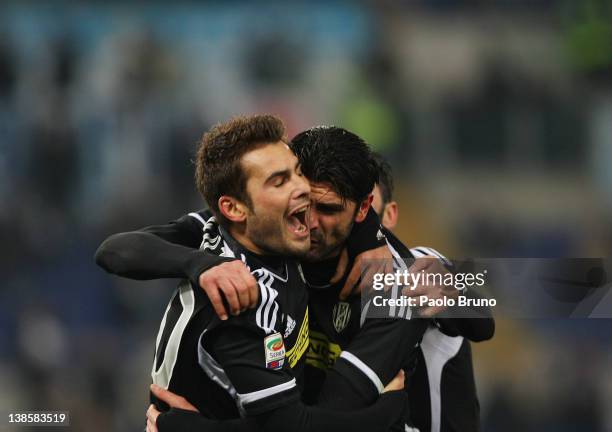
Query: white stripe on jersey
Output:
[[409, 245, 468, 432], [256, 273, 269, 332], [200, 216, 223, 251], [410, 246, 451, 267], [196, 215, 286, 335], [256, 271, 279, 333], [387, 240, 412, 320], [237, 378, 297, 406], [151, 280, 195, 388], [188, 212, 206, 226], [420, 327, 463, 432], [262, 273, 277, 330], [339, 351, 385, 394], [268, 299, 279, 331]]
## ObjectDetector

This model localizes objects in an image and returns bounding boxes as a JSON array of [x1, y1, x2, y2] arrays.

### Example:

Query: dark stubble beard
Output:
[[247, 210, 308, 259], [305, 220, 353, 262]]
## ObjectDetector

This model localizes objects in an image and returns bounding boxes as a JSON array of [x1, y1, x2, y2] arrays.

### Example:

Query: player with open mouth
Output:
[[97, 115, 409, 432]]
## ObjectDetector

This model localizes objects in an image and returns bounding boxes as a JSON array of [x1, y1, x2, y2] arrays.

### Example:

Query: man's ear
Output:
[[382, 201, 398, 230], [354, 194, 374, 223], [218, 196, 248, 223]]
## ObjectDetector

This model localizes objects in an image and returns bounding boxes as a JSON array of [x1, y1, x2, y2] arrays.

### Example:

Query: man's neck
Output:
[[302, 254, 342, 287], [228, 225, 267, 256]]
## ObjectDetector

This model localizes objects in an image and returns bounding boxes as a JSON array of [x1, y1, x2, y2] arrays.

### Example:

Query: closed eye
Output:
[[315, 203, 344, 214], [274, 177, 288, 187], [266, 170, 290, 187]]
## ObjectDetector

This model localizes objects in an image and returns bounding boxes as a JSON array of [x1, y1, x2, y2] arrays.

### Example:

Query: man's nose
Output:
[[293, 175, 310, 202], [308, 206, 319, 231]]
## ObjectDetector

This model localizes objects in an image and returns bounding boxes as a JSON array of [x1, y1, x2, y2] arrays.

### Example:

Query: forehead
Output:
[[241, 141, 296, 177], [309, 182, 344, 204]]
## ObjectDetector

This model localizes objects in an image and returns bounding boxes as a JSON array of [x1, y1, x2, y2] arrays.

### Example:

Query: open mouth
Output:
[[287, 204, 309, 236]]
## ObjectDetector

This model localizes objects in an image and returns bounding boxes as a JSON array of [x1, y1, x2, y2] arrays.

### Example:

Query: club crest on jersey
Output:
[[264, 332, 285, 370], [332, 301, 351, 333]]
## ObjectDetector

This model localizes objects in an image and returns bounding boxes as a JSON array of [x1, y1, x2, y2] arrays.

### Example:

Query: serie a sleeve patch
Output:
[[264, 332, 285, 369]]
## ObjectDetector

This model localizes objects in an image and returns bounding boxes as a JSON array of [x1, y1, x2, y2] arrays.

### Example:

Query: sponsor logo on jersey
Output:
[[306, 330, 342, 370], [376, 229, 385, 242], [264, 333, 285, 369], [285, 307, 309, 368], [332, 301, 351, 333]]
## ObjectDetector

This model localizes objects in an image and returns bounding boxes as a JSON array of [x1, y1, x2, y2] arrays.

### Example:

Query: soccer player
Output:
[[97, 115, 409, 432], [98, 125, 491, 430], [371, 154, 495, 432], [97, 125, 427, 431]]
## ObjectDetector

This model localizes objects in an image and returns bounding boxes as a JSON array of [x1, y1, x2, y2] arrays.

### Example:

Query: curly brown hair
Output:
[[195, 114, 287, 226]]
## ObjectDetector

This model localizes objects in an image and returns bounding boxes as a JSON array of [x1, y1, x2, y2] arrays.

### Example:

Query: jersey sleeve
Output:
[[433, 287, 495, 342], [95, 209, 234, 284], [200, 316, 300, 416], [318, 316, 429, 408], [157, 408, 255, 432], [140, 210, 210, 249], [408, 244, 495, 342], [157, 391, 411, 432]]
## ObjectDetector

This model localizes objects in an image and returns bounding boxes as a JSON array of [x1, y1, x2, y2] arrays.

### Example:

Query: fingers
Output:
[[382, 259, 394, 292], [383, 369, 405, 393], [146, 404, 159, 432], [357, 263, 382, 296], [203, 285, 229, 321], [150, 384, 198, 412], [220, 279, 241, 316], [235, 271, 258, 311], [239, 272, 259, 310], [350, 245, 395, 297], [408, 257, 435, 273], [401, 284, 429, 297], [225, 263, 257, 313], [330, 249, 349, 284], [146, 417, 157, 432], [360, 256, 394, 295], [199, 261, 258, 320], [146, 418, 156, 432], [416, 305, 445, 318]]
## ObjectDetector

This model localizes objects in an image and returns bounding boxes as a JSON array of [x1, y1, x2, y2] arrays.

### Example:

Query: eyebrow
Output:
[[265, 169, 290, 184], [264, 161, 301, 184]]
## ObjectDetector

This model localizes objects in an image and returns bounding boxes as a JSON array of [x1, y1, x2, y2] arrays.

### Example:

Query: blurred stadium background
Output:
[[1, 1, 611, 430]]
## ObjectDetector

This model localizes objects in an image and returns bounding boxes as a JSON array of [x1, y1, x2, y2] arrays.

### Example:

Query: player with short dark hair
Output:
[[291, 127, 379, 207], [97, 124, 490, 431], [99, 115, 409, 432], [195, 115, 284, 228]]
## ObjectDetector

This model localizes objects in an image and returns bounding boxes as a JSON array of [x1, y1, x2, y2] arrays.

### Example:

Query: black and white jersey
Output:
[[151, 210, 309, 419], [302, 235, 429, 407], [406, 328, 478, 432], [399, 238, 481, 432], [304, 227, 484, 432]]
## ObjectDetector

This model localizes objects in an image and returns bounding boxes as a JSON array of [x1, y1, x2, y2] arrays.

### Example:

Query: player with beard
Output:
[[99, 126, 491, 431], [96, 116, 409, 432], [99, 126, 480, 431], [97, 125, 429, 431]]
